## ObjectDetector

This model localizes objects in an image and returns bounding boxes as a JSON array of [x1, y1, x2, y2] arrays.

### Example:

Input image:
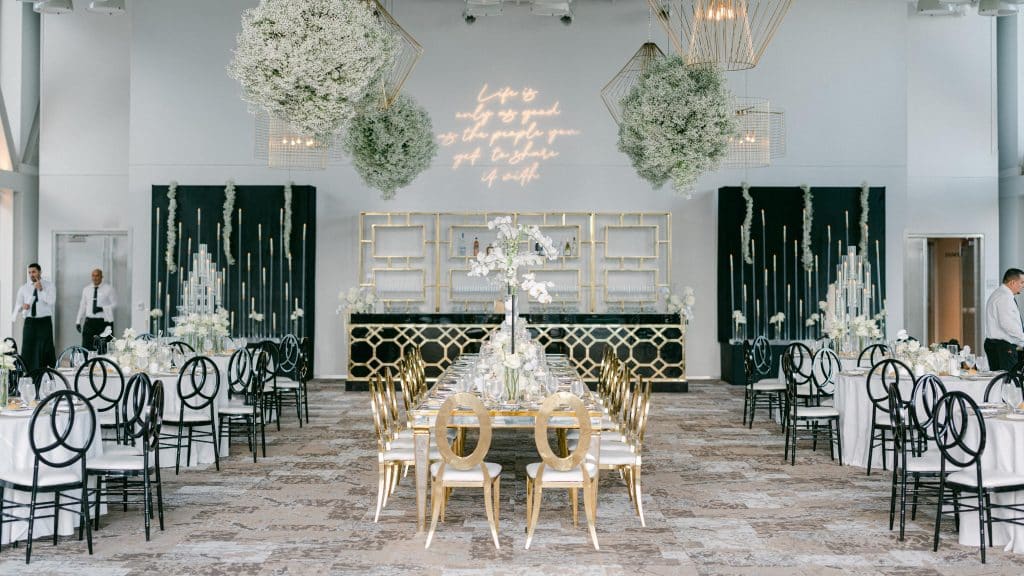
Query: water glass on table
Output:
[[20, 377, 36, 406]]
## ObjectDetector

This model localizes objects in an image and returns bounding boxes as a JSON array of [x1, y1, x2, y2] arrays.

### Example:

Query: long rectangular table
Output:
[[409, 355, 604, 532]]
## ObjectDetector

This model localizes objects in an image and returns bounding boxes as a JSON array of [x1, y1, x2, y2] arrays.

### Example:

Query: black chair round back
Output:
[[931, 391, 986, 471], [815, 336, 833, 350], [74, 357, 126, 414], [277, 335, 300, 377], [866, 358, 914, 417], [168, 340, 195, 355], [136, 333, 157, 341], [783, 342, 813, 386], [909, 373, 947, 442], [811, 348, 841, 397], [983, 371, 1024, 403], [749, 336, 773, 381], [250, 349, 271, 404], [121, 374, 163, 453], [7, 353, 27, 395], [227, 348, 253, 397], [29, 368, 71, 396], [29, 389, 97, 470], [177, 356, 220, 412], [858, 343, 889, 368], [56, 345, 90, 369]]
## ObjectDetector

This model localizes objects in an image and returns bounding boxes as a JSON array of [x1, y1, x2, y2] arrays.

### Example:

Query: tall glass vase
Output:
[[504, 288, 517, 354]]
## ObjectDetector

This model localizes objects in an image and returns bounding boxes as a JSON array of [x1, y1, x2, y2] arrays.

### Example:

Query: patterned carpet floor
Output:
[[2, 380, 1024, 575]]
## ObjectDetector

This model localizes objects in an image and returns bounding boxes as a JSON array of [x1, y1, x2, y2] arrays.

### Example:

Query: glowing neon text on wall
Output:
[[437, 84, 581, 187]]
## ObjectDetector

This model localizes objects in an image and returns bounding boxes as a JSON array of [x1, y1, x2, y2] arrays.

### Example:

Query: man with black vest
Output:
[[984, 268, 1024, 371], [76, 268, 116, 350], [11, 263, 57, 371]]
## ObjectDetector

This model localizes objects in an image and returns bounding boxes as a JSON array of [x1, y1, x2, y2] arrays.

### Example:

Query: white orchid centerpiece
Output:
[[249, 311, 265, 323], [290, 307, 304, 321], [468, 216, 559, 304], [0, 340, 16, 372], [149, 308, 164, 319], [663, 286, 696, 320], [172, 308, 230, 353], [769, 312, 786, 339], [110, 328, 170, 373]]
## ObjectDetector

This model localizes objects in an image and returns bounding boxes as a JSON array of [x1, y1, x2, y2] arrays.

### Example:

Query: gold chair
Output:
[[425, 392, 501, 549], [525, 392, 600, 550]]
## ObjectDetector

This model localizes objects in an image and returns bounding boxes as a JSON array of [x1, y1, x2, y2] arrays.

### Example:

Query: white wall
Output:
[[38, 0, 1002, 378]]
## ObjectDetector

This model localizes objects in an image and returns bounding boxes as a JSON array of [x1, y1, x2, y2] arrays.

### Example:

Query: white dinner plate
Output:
[[1005, 413, 1024, 421]]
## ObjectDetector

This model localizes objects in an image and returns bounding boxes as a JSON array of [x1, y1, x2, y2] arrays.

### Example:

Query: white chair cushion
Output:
[[947, 469, 1024, 489], [525, 462, 598, 482], [87, 453, 149, 472], [567, 436, 630, 452], [0, 468, 81, 488], [752, 381, 785, 391], [795, 406, 840, 418], [218, 401, 251, 416], [430, 461, 502, 482], [384, 446, 441, 462], [599, 448, 639, 466], [275, 380, 301, 390]]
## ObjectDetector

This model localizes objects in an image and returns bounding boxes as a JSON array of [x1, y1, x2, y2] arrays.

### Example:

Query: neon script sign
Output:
[[437, 84, 581, 187]]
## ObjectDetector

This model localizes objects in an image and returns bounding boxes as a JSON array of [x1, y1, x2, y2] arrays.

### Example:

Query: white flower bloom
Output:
[[100, 326, 113, 338]]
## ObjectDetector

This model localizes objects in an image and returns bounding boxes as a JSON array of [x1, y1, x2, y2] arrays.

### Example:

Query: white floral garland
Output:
[[222, 180, 236, 266], [166, 181, 178, 274], [801, 184, 814, 271], [741, 182, 753, 265], [283, 182, 293, 263], [859, 181, 869, 257]]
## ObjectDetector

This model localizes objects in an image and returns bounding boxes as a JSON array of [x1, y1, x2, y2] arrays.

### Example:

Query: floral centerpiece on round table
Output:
[[109, 328, 171, 374], [468, 216, 558, 353], [171, 308, 230, 354], [0, 339, 16, 406]]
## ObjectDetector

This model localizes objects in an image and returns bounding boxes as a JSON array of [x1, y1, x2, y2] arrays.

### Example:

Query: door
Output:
[[904, 234, 983, 351], [53, 232, 131, 352]]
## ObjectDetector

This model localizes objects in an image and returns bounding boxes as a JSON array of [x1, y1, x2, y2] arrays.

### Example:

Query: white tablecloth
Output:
[[833, 373, 989, 469], [0, 408, 103, 545], [958, 416, 1024, 552]]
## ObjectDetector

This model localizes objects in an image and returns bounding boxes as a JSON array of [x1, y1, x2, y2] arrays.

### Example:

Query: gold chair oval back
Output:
[[526, 391, 600, 550], [426, 392, 501, 550]]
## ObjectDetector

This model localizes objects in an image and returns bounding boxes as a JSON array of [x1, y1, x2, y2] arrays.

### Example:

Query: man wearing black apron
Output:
[[11, 263, 57, 371], [76, 268, 116, 350], [984, 268, 1024, 371]]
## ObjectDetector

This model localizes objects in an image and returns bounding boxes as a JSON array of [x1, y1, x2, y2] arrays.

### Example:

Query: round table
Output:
[[958, 415, 1024, 553], [0, 406, 102, 545]]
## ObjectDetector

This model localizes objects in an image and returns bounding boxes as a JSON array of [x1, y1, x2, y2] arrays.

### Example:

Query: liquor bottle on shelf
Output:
[[534, 241, 541, 255], [563, 237, 572, 258], [472, 236, 480, 257], [458, 232, 466, 257], [571, 236, 577, 257]]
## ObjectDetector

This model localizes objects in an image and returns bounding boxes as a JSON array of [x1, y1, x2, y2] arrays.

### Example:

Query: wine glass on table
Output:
[[20, 378, 35, 407]]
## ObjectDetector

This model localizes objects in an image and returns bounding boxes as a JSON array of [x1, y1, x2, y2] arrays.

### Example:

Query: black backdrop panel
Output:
[[716, 186, 886, 343], [150, 185, 316, 346]]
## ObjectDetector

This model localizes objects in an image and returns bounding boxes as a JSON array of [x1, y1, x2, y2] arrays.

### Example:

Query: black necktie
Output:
[[31, 287, 37, 318], [92, 286, 100, 314]]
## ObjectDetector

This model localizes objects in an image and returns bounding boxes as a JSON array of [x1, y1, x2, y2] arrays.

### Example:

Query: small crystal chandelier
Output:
[[600, 42, 666, 125], [648, 0, 794, 70], [724, 98, 786, 168]]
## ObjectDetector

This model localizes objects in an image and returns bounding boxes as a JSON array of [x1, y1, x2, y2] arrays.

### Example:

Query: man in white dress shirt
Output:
[[984, 268, 1024, 371], [76, 268, 116, 350], [10, 263, 57, 371]]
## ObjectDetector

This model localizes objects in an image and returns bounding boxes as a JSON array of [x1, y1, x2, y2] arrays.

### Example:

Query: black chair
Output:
[[810, 347, 841, 404], [782, 349, 842, 466], [932, 391, 1024, 563], [73, 358, 126, 443], [136, 333, 157, 342], [56, 346, 90, 369], [742, 336, 784, 428], [29, 368, 71, 397], [6, 353, 27, 397], [857, 343, 890, 368], [167, 340, 195, 355], [160, 356, 221, 474], [888, 373, 947, 541], [780, 342, 814, 431], [865, 359, 914, 476], [88, 375, 165, 540], [0, 389, 97, 563], [273, 334, 307, 426], [984, 372, 1024, 402], [218, 348, 268, 462]]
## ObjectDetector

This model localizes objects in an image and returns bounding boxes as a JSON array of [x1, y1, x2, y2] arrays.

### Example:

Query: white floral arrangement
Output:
[[801, 184, 814, 271], [110, 328, 170, 373], [805, 313, 820, 328], [896, 342, 954, 375], [222, 180, 236, 266], [149, 308, 164, 319], [741, 183, 754, 265], [173, 309, 231, 350], [249, 311, 265, 323], [468, 216, 558, 304], [343, 94, 438, 200], [663, 286, 696, 320], [228, 0, 398, 137], [0, 340, 15, 371], [618, 56, 737, 195], [850, 314, 881, 339], [290, 307, 304, 321], [166, 181, 178, 273], [284, 182, 293, 263], [732, 310, 747, 325], [859, 181, 870, 258], [769, 312, 785, 337], [338, 286, 376, 315]]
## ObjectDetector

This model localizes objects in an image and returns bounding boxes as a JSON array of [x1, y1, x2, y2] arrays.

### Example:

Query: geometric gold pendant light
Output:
[[648, 0, 794, 71], [600, 42, 666, 125]]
